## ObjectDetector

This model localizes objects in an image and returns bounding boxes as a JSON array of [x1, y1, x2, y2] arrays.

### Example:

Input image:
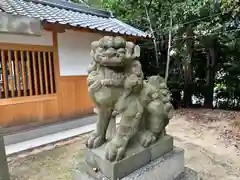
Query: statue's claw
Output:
[[86, 132, 105, 149], [105, 137, 127, 162], [137, 131, 157, 148]]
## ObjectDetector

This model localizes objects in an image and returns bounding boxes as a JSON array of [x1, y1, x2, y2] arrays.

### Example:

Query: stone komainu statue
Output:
[[86, 36, 173, 162]]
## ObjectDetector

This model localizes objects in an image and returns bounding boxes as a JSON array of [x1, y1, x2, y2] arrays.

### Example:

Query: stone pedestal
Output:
[[74, 148, 199, 180], [0, 128, 10, 180], [73, 135, 199, 180], [85, 135, 173, 180]]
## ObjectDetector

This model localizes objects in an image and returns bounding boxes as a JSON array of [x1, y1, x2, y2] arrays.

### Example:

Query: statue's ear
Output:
[[133, 45, 141, 58]]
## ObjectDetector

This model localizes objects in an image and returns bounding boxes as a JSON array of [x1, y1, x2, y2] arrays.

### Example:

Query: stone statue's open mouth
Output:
[[101, 57, 125, 67], [106, 66, 125, 72]]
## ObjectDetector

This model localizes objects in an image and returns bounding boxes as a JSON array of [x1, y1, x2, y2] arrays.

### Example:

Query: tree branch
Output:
[[165, 11, 173, 82], [144, 2, 159, 68], [147, 0, 153, 11]]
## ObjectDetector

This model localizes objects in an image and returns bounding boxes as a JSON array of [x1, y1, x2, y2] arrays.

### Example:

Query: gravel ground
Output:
[[168, 115, 240, 180], [7, 111, 240, 180]]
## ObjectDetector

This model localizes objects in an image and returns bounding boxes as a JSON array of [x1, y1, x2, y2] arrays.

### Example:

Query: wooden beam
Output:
[[0, 43, 54, 52], [20, 51, 27, 96], [8, 50, 15, 98], [1, 50, 9, 98], [0, 94, 56, 106], [32, 52, 38, 95], [14, 50, 21, 97], [43, 52, 49, 94], [38, 52, 44, 95], [52, 31, 60, 93], [43, 23, 65, 33], [48, 52, 54, 94], [26, 51, 33, 96]]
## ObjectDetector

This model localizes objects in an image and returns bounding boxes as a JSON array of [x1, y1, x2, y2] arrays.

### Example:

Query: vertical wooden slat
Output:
[[8, 50, 15, 97], [52, 32, 60, 94], [0, 58, 2, 99], [0, 53, 2, 98], [0, 73, 1, 99], [14, 51, 21, 97], [48, 52, 54, 93], [43, 52, 49, 94], [26, 51, 33, 96], [32, 52, 38, 95], [20, 51, 27, 96], [38, 52, 43, 95], [1, 50, 8, 98]]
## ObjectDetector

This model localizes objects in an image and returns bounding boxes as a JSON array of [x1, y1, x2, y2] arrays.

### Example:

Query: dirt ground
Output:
[[7, 109, 240, 180]]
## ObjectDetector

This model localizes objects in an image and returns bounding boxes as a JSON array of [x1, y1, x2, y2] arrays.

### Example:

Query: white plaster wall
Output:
[[57, 30, 102, 76], [0, 30, 53, 45]]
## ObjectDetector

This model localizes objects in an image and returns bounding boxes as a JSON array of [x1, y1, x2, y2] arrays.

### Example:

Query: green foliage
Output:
[[221, 0, 240, 17], [71, 0, 240, 109]]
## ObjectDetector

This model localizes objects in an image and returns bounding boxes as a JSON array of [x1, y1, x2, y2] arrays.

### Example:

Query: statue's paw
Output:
[[86, 133, 105, 149], [137, 131, 157, 148], [105, 138, 126, 162]]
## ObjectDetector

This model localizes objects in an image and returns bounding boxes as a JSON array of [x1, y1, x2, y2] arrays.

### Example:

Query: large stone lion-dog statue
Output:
[[86, 36, 173, 162]]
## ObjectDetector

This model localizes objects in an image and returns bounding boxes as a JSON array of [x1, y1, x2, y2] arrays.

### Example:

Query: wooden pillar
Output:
[[0, 128, 10, 180]]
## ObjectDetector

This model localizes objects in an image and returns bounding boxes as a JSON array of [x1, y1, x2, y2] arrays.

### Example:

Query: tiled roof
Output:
[[0, 0, 149, 38]]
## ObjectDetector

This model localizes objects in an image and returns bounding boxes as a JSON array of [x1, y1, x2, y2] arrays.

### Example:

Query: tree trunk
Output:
[[204, 47, 217, 108], [183, 26, 193, 108], [171, 90, 181, 109], [183, 61, 193, 107]]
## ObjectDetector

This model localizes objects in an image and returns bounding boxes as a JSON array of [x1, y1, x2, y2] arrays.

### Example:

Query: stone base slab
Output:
[[85, 135, 174, 180], [122, 147, 184, 180], [74, 148, 200, 180], [0, 130, 10, 180]]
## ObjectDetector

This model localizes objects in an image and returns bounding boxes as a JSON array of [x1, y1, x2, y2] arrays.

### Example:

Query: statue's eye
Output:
[[103, 45, 109, 49], [116, 54, 120, 57]]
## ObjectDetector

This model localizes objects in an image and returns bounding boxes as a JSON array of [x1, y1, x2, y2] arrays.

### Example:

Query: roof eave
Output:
[[43, 22, 151, 40]]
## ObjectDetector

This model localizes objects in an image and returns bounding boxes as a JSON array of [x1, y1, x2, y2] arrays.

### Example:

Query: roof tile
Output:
[[0, 0, 148, 38]]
